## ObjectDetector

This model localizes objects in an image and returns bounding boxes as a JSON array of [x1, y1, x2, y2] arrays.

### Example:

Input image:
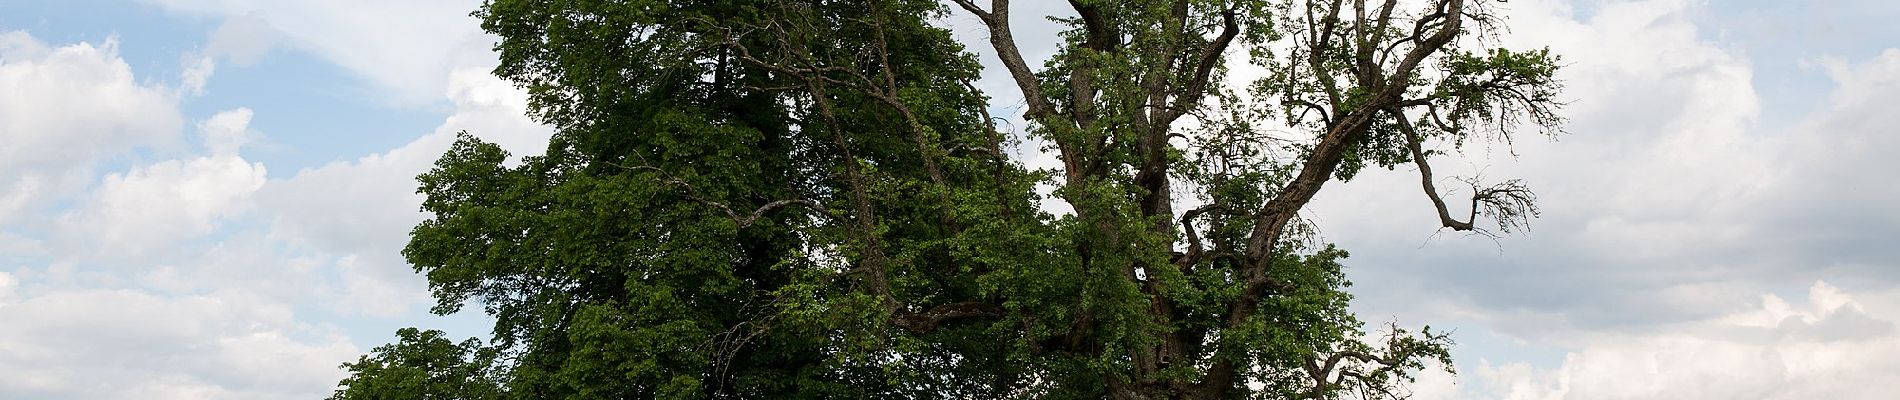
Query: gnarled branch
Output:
[[1391, 109, 1539, 234]]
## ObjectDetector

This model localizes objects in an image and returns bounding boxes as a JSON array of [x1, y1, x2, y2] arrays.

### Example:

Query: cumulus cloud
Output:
[[52, 109, 267, 260], [1292, 0, 1900, 397], [1309, 0, 1786, 339], [259, 68, 547, 256], [1755, 48, 1900, 277], [0, 289, 357, 400], [180, 54, 216, 96], [0, 31, 184, 225], [1458, 281, 1900, 400], [0, 38, 549, 400], [255, 68, 551, 316], [199, 107, 255, 155], [0, 9, 549, 400]]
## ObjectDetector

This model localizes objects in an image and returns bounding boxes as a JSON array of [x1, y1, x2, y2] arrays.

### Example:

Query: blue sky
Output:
[[1, 0, 1897, 398]]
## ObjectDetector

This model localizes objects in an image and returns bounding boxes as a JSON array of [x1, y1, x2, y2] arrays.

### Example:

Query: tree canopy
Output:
[[334, 0, 1561, 399]]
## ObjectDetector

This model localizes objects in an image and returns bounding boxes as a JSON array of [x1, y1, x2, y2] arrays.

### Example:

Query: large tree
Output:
[[334, 0, 1561, 399]]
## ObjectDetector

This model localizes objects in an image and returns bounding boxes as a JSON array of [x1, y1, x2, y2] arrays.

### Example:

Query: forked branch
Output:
[[1300, 322, 1454, 399], [1391, 109, 1539, 234]]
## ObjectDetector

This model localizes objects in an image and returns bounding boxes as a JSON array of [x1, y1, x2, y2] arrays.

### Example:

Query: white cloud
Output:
[[0, 31, 184, 224], [1756, 48, 1900, 268], [1407, 364, 1463, 400], [199, 107, 255, 155], [440, 68, 550, 157], [1463, 281, 1900, 400], [141, 234, 326, 304], [205, 12, 278, 66], [0, 272, 15, 306], [1306, 0, 1787, 338], [1504, 0, 1771, 253], [1302, 1, 1900, 397], [53, 109, 267, 260], [181, 55, 215, 96], [261, 68, 547, 255], [0, 9, 546, 400], [254, 68, 551, 316], [54, 155, 266, 257], [0, 288, 357, 400]]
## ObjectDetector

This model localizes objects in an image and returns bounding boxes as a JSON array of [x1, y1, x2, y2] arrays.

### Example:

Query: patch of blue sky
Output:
[[0, 1, 195, 179], [184, 47, 446, 178], [1446, 322, 1571, 371], [3, 1, 452, 178], [326, 300, 500, 352], [2, 0, 482, 351], [0, 249, 45, 278], [1690, 0, 1900, 132], [0, 0, 202, 77]]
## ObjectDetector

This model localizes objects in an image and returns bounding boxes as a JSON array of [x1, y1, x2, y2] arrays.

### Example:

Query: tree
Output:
[[335, 0, 1561, 399], [331, 328, 506, 400]]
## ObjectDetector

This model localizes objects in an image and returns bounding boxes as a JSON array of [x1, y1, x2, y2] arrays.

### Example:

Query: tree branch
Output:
[[1392, 109, 1539, 234], [1390, 110, 1473, 231], [892, 301, 1007, 333], [958, 0, 1082, 181], [1161, 3, 1241, 125], [1175, 204, 1225, 268]]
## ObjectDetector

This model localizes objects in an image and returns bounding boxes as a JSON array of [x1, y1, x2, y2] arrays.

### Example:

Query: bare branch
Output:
[[1162, 4, 1241, 125], [1175, 204, 1226, 268], [1390, 110, 1473, 231], [950, 0, 989, 19], [1391, 109, 1540, 234]]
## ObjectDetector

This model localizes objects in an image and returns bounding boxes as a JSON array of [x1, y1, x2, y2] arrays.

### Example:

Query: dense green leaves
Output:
[[338, 0, 1561, 398], [330, 328, 506, 400]]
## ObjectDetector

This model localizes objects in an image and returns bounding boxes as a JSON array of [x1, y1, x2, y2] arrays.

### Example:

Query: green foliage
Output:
[[1432, 48, 1565, 143], [337, 0, 1561, 398], [330, 328, 506, 400]]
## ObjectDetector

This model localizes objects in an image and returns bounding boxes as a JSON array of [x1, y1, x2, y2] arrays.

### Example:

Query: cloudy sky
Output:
[[1, 0, 1896, 398]]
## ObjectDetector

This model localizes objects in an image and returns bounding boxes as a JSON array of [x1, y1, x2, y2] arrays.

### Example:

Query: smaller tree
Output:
[[330, 328, 507, 400]]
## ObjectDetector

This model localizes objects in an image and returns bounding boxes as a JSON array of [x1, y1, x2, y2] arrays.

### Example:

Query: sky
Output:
[[0, 0, 1896, 398]]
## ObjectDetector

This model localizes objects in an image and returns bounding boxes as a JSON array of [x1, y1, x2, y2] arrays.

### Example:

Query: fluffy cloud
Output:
[[1755, 49, 1900, 277], [0, 31, 185, 225], [258, 67, 548, 255], [1462, 281, 1900, 400], [1310, 0, 1782, 338], [0, 288, 357, 400], [180, 55, 216, 96], [255, 68, 551, 316], [4, 1, 1893, 398], [0, 26, 550, 397], [179, 12, 275, 96], [1302, 0, 1900, 397], [0, 95, 341, 398], [52, 109, 266, 261]]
